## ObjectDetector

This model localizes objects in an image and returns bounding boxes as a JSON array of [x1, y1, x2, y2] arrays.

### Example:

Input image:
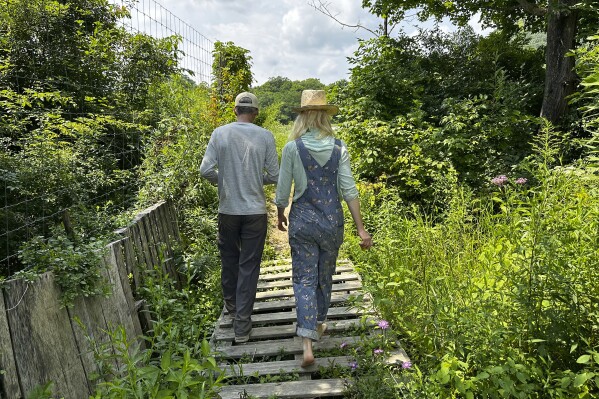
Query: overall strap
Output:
[[295, 137, 342, 178]]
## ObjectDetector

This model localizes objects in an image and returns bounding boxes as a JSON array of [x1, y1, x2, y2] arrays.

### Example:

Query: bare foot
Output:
[[301, 337, 315, 367], [301, 355, 315, 368], [316, 323, 327, 339]]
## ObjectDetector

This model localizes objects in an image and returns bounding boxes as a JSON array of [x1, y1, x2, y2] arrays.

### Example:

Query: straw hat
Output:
[[293, 90, 339, 115]]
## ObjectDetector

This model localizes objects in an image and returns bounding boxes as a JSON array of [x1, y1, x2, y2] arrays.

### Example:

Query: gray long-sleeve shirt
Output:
[[200, 122, 279, 215]]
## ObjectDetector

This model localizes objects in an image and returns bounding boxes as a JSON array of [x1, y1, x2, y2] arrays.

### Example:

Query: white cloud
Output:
[[134, 0, 379, 85], [123, 0, 487, 86]]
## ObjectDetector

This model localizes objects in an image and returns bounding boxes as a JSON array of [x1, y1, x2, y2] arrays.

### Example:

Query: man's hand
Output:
[[278, 214, 288, 231], [277, 207, 288, 231]]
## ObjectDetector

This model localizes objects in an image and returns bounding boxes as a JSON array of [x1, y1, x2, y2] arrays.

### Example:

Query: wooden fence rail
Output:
[[0, 201, 180, 399]]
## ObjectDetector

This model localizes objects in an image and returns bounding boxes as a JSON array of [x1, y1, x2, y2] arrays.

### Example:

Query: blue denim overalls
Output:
[[289, 137, 344, 340]]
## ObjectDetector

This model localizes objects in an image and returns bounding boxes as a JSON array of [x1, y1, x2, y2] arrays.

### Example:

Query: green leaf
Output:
[[577, 354, 591, 364], [161, 350, 172, 370], [573, 373, 592, 388]]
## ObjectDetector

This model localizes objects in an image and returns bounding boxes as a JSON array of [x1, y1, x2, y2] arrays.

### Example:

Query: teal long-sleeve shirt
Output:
[[274, 129, 359, 208]]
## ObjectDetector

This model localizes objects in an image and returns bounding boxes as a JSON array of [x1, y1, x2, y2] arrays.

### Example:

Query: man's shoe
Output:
[[234, 334, 250, 343]]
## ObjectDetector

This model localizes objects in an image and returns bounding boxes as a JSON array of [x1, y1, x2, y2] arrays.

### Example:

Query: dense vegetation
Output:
[[2, 0, 598, 397], [325, 3, 599, 396]]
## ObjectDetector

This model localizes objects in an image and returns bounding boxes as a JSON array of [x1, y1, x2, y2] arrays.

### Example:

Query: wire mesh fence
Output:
[[112, 0, 213, 84], [1, 0, 214, 277]]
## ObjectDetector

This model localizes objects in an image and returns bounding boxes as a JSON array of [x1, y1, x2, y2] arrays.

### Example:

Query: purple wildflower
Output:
[[491, 175, 509, 186], [374, 349, 384, 355], [402, 361, 412, 369], [378, 320, 390, 330], [515, 177, 528, 185], [340, 341, 348, 349], [350, 361, 358, 370]]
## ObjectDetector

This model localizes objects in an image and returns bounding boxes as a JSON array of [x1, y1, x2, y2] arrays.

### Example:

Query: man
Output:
[[200, 92, 279, 343]]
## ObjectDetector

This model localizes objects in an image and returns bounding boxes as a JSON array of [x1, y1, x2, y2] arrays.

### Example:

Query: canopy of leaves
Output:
[[0, 0, 184, 277], [253, 76, 326, 124]]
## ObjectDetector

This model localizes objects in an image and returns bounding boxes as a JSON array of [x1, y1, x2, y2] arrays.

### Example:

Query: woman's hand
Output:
[[358, 229, 373, 250]]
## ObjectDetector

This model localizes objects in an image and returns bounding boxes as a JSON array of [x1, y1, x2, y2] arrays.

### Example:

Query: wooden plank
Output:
[[100, 245, 140, 342], [259, 265, 354, 281], [218, 306, 371, 328], [255, 281, 362, 301], [153, 202, 168, 240], [214, 319, 366, 343], [130, 222, 151, 271], [4, 273, 91, 399], [217, 378, 347, 399], [140, 215, 159, 268], [257, 273, 360, 290], [70, 242, 144, 383], [216, 335, 362, 359], [221, 356, 354, 377], [68, 291, 118, 388], [0, 289, 22, 399], [149, 208, 168, 260], [136, 217, 155, 269], [165, 201, 180, 240], [110, 241, 143, 338], [121, 235, 141, 297], [156, 203, 172, 247], [244, 292, 369, 314], [260, 259, 352, 274]]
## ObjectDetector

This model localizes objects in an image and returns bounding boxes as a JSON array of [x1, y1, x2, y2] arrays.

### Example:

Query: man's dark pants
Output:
[[218, 213, 267, 338]]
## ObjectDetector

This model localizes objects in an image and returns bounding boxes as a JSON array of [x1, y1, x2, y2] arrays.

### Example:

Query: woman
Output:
[[275, 90, 373, 367]]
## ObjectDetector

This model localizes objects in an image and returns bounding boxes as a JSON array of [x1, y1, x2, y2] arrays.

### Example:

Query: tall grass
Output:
[[344, 131, 599, 397]]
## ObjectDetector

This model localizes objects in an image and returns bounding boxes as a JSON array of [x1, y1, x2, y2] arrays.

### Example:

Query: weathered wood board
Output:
[[0, 292, 22, 399], [259, 265, 354, 281], [4, 273, 91, 398], [257, 272, 360, 289], [217, 378, 348, 399], [255, 281, 362, 300], [213, 259, 411, 399], [219, 306, 371, 328]]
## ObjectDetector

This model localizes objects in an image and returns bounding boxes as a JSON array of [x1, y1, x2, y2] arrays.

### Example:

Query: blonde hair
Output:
[[289, 110, 334, 140]]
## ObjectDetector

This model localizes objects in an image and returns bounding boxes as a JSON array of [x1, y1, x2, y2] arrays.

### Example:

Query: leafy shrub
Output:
[[342, 130, 599, 397], [338, 115, 457, 213], [437, 69, 537, 188], [17, 234, 110, 307]]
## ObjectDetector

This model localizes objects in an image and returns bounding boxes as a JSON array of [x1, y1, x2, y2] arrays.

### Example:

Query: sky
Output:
[[129, 0, 489, 86]]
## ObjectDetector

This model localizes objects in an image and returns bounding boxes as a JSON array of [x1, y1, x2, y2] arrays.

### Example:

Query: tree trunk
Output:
[[540, 0, 578, 123]]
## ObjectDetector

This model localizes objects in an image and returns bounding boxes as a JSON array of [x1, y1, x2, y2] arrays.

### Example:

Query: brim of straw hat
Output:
[[292, 104, 339, 115]]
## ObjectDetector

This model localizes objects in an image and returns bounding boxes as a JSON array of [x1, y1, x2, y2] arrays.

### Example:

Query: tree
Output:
[[253, 76, 326, 123], [209, 41, 253, 125], [361, 0, 599, 123]]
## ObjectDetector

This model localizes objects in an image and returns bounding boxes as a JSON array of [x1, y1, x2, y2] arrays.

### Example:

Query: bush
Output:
[[342, 130, 599, 397]]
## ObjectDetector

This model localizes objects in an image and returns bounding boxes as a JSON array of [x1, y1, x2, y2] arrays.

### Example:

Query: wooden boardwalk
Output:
[[211, 259, 410, 399]]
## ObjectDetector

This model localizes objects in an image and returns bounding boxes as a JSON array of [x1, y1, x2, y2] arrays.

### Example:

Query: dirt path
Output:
[[266, 196, 291, 258]]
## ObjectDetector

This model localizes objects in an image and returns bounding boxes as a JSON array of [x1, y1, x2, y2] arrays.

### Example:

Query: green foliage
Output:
[[338, 27, 544, 122], [339, 115, 457, 212], [334, 27, 544, 207], [0, 0, 183, 279], [362, 0, 597, 37], [84, 249, 223, 398], [17, 234, 110, 307], [25, 381, 62, 399], [342, 130, 599, 396], [90, 328, 223, 399], [437, 70, 537, 187], [572, 31, 599, 166], [209, 41, 253, 125], [253, 76, 326, 124]]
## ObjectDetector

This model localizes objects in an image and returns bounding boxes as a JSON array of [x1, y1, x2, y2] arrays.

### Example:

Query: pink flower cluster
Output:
[[491, 175, 509, 186], [491, 175, 528, 186]]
